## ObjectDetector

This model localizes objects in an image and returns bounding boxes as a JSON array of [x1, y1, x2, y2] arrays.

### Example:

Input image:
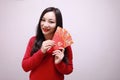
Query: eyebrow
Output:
[[42, 17, 55, 21], [49, 19, 55, 21]]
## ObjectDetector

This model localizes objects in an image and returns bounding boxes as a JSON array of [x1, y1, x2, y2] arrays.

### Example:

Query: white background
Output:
[[0, 0, 120, 80]]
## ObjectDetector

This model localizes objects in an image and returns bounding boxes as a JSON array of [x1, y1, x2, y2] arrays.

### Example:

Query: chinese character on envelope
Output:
[[52, 26, 73, 50]]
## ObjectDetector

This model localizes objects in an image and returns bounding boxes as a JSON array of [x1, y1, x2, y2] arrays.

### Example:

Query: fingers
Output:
[[59, 47, 65, 53], [52, 49, 64, 64], [52, 48, 65, 55], [41, 40, 55, 53], [43, 40, 55, 47], [52, 50, 61, 55]]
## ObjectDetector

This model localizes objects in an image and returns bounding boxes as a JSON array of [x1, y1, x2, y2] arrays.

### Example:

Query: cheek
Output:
[[40, 22, 43, 27], [50, 26, 56, 32], [51, 24, 56, 29], [51, 23, 56, 28]]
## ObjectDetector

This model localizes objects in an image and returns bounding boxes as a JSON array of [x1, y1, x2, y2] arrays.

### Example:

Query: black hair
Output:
[[31, 7, 68, 64]]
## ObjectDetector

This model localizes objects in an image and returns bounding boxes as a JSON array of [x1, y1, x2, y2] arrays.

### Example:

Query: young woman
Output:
[[22, 7, 73, 80]]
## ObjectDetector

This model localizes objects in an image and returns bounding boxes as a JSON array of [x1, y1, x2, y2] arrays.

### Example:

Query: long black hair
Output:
[[31, 7, 68, 64]]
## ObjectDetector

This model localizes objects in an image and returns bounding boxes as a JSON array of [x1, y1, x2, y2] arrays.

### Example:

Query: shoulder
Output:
[[28, 36, 36, 45], [29, 36, 36, 41], [66, 46, 72, 50], [66, 46, 73, 54]]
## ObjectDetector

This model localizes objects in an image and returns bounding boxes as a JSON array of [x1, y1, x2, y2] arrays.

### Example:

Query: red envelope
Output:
[[52, 26, 73, 50]]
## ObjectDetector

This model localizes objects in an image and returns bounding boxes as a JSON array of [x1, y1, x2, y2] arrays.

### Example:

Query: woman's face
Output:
[[41, 11, 56, 36]]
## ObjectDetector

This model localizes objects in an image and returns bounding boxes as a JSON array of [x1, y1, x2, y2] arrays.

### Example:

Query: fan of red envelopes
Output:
[[52, 26, 73, 50]]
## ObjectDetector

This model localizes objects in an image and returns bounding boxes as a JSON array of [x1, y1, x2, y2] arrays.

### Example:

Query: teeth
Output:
[[43, 28, 49, 32]]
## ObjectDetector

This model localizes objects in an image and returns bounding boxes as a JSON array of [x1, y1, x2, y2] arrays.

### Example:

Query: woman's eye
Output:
[[49, 21, 55, 23], [41, 19, 45, 21]]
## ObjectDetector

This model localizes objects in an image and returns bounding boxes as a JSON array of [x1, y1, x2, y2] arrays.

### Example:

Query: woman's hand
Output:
[[52, 48, 65, 64], [41, 40, 55, 54]]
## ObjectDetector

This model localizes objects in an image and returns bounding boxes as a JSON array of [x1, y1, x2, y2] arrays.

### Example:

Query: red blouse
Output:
[[22, 36, 73, 80]]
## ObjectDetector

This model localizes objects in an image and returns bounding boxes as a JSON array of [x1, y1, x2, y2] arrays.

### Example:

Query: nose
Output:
[[43, 21, 49, 27]]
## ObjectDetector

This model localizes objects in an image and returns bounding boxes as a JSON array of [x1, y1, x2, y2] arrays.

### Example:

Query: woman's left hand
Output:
[[52, 48, 65, 64]]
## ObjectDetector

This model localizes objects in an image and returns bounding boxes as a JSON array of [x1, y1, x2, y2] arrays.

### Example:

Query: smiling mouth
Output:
[[43, 28, 50, 32]]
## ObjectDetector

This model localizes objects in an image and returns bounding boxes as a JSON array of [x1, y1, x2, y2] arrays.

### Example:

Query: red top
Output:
[[22, 36, 73, 80]]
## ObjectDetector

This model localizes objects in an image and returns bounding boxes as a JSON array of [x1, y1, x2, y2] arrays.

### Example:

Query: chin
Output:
[[43, 32, 49, 35]]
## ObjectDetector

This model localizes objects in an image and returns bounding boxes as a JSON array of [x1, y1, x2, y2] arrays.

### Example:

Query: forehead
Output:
[[43, 11, 56, 20]]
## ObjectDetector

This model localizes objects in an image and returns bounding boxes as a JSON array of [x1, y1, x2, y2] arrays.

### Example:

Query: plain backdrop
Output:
[[0, 0, 120, 80]]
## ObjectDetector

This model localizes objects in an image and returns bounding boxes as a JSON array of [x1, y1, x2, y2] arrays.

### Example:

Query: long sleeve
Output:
[[22, 36, 45, 72], [55, 46, 73, 74]]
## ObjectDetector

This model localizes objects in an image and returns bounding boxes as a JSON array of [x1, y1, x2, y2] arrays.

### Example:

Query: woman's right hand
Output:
[[40, 40, 55, 54]]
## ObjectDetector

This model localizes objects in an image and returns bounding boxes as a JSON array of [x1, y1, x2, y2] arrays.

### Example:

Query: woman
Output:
[[22, 7, 73, 80]]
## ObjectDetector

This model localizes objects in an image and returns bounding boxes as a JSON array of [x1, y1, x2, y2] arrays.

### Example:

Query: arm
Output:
[[22, 37, 45, 72], [55, 46, 73, 74]]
